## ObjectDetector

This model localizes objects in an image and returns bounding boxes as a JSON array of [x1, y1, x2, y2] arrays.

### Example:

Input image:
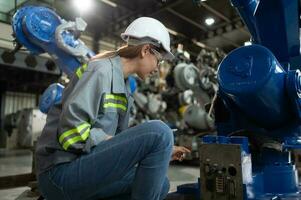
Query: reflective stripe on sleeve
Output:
[[62, 127, 90, 150], [76, 63, 88, 79], [104, 94, 127, 104], [103, 102, 127, 111], [59, 122, 91, 150]]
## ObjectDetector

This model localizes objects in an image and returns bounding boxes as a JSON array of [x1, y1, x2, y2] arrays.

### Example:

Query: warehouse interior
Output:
[[1, 0, 301, 200]]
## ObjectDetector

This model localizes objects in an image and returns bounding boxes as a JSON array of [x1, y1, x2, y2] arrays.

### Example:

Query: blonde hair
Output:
[[91, 44, 145, 60]]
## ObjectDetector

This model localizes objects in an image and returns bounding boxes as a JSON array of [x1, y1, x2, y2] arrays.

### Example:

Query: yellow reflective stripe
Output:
[[62, 127, 90, 150], [82, 63, 88, 70], [59, 122, 90, 144], [104, 102, 127, 111], [76, 68, 82, 78], [76, 63, 88, 79], [105, 94, 127, 104]]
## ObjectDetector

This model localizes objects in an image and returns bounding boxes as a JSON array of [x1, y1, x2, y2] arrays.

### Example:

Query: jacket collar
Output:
[[109, 56, 126, 93]]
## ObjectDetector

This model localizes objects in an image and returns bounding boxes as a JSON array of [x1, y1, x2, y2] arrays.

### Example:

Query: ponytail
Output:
[[91, 44, 145, 60]]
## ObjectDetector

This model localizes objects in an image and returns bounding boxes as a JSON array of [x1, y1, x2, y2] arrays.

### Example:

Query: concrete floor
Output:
[[0, 149, 199, 200]]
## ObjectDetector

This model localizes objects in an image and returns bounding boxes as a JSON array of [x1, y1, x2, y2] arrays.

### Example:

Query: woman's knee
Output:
[[146, 120, 174, 147]]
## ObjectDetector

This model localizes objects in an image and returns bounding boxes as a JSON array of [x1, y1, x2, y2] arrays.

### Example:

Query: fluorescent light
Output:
[[167, 28, 179, 36], [205, 17, 215, 26], [101, 0, 117, 7], [73, 0, 93, 13]]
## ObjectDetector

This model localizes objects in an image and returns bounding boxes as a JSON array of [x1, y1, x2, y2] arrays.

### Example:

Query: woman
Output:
[[36, 17, 190, 200]]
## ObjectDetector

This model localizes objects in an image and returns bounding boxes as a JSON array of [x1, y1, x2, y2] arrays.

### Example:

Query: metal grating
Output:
[[4, 91, 36, 116]]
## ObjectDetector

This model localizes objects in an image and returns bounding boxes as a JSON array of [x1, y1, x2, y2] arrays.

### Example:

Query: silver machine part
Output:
[[133, 91, 148, 109], [184, 104, 214, 130], [173, 63, 200, 91], [55, 18, 91, 61], [147, 94, 167, 114], [133, 92, 166, 116], [199, 143, 248, 200]]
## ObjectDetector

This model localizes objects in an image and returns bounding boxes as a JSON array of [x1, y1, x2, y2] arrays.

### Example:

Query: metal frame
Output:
[[0, 48, 61, 75]]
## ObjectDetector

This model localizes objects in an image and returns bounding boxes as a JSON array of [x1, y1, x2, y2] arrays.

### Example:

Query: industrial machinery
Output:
[[12, 6, 94, 76], [129, 43, 220, 161], [171, 61, 216, 160], [130, 75, 168, 125], [11, 6, 95, 114], [172, 0, 301, 199], [163, 46, 220, 160], [4, 108, 46, 148], [0, 5, 97, 196], [11, 6, 138, 114], [126, 45, 219, 161]]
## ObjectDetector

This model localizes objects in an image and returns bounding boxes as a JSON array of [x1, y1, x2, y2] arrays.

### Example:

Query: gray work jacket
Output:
[[35, 56, 134, 175]]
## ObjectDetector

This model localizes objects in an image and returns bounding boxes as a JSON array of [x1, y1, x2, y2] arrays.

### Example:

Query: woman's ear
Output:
[[141, 44, 150, 58]]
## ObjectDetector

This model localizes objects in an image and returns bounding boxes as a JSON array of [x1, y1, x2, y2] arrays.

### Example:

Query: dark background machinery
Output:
[[131, 44, 225, 160]]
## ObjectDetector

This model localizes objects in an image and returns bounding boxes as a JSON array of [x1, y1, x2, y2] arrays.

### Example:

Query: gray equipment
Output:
[[17, 108, 46, 148], [199, 143, 252, 200], [184, 104, 214, 131]]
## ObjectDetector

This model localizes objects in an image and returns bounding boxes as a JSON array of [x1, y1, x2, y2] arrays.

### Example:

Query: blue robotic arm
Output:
[[12, 6, 96, 113], [195, 1, 301, 200], [12, 6, 137, 114], [231, 0, 300, 70], [217, 0, 301, 146], [12, 6, 95, 76]]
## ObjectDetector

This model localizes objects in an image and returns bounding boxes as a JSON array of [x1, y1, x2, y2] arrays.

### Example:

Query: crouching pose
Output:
[[36, 17, 190, 200]]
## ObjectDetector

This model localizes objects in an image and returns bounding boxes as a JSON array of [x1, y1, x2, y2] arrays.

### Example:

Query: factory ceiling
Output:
[[0, 0, 251, 58]]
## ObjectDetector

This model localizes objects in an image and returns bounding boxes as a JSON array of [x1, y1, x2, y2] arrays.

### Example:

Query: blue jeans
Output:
[[38, 120, 174, 200]]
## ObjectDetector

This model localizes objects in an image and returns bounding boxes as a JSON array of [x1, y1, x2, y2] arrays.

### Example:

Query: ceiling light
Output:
[[101, 0, 117, 7], [205, 17, 215, 26], [73, 0, 93, 13]]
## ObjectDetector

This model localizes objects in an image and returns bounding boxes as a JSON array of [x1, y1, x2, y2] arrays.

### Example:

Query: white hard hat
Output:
[[121, 17, 174, 60]]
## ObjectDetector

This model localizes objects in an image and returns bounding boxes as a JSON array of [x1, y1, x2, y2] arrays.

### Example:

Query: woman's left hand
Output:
[[171, 146, 191, 161]]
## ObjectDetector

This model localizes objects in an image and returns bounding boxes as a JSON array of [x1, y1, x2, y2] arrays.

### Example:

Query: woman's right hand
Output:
[[171, 146, 191, 161]]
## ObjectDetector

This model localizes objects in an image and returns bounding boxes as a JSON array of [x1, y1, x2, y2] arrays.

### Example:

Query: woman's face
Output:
[[136, 45, 162, 80]]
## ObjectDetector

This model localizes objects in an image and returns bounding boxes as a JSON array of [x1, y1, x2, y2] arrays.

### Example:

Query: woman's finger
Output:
[[178, 146, 191, 153], [182, 147, 191, 153]]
